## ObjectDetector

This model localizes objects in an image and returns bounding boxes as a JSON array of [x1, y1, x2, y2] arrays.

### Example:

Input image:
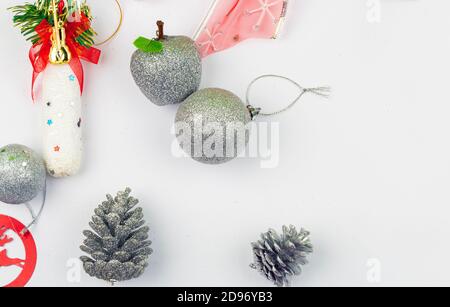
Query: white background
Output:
[[1, 0, 449, 287]]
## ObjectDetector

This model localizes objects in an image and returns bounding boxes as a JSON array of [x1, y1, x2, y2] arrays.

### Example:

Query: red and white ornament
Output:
[[0, 215, 37, 288], [12, 0, 101, 177]]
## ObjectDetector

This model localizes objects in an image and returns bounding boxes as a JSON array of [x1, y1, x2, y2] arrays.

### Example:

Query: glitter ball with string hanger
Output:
[[175, 88, 252, 165], [174, 75, 330, 165], [0, 144, 46, 205]]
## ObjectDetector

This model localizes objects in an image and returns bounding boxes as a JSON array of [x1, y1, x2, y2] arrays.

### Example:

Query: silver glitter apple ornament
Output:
[[0, 144, 46, 205], [131, 21, 202, 106]]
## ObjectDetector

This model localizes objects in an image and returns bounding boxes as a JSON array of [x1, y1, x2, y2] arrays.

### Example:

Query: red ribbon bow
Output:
[[29, 14, 101, 100]]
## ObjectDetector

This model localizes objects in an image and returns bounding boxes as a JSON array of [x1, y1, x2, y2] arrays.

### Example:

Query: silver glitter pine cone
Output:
[[175, 88, 252, 164], [250, 225, 313, 287], [80, 188, 153, 283], [130, 22, 202, 106], [0, 144, 46, 205]]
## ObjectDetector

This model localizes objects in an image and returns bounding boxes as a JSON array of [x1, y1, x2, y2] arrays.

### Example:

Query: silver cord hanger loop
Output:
[[21, 181, 46, 235], [246, 74, 331, 119]]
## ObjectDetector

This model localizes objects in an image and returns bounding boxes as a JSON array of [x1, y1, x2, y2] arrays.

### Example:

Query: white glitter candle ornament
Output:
[[41, 64, 83, 177], [11, 0, 123, 177]]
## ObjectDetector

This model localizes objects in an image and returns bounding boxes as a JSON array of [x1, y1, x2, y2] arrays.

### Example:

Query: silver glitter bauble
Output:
[[175, 88, 252, 164], [0, 144, 46, 205], [131, 36, 202, 106]]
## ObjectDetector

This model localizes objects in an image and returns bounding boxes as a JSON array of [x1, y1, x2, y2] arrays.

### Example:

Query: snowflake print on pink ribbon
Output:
[[195, 0, 289, 58], [197, 24, 224, 55], [247, 0, 284, 31]]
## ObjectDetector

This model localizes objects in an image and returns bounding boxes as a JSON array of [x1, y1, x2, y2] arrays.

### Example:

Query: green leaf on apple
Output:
[[133, 37, 163, 53]]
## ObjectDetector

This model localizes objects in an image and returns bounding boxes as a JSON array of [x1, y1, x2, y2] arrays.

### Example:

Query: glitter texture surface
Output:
[[175, 88, 251, 164], [41, 64, 83, 178], [0, 144, 46, 204], [130, 36, 202, 106], [80, 188, 152, 283]]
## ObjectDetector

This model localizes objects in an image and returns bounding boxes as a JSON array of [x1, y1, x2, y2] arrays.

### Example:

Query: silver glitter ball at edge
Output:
[[0, 144, 46, 204], [175, 88, 252, 165], [130, 36, 202, 106]]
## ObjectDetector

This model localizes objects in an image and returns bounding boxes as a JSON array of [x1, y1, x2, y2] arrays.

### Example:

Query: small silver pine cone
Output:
[[250, 225, 313, 287], [80, 188, 153, 283]]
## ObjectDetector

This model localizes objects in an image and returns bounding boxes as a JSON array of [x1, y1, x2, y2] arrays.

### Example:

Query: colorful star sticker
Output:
[[47, 119, 53, 126], [69, 74, 75, 82], [53, 146, 60, 152]]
